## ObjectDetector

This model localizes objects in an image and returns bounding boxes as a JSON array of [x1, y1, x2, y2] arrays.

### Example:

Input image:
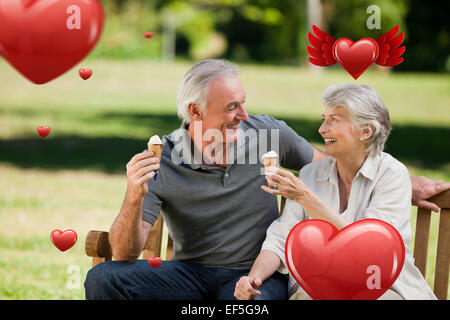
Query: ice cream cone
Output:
[[148, 135, 163, 180], [262, 151, 278, 188], [148, 143, 162, 161], [263, 157, 277, 168]]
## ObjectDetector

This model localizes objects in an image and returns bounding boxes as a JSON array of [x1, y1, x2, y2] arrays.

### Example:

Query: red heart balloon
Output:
[[37, 125, 51, 138], [0, 0, 103, 84], [332, 38, 379, 80], [50, 229, 77, 252], [285, 219, 405, 300], [79, 68, 92, 80]]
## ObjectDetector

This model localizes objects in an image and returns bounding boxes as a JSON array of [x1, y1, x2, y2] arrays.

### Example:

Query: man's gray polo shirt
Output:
[[142, 114, 314, 268]]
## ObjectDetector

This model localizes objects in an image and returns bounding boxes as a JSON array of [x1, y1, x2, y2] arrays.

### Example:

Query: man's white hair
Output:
[[321, 83, 392, 155], [176, 59, 240, 123]]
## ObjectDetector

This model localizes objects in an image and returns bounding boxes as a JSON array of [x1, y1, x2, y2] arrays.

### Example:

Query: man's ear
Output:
[[187, 103, 203, 121]]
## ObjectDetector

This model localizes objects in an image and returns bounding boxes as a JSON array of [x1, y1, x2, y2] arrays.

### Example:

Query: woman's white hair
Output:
[[176, 59, 240, 123], [321, 83, 392, 155]]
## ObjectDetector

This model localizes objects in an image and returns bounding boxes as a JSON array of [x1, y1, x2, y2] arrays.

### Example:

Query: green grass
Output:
[[0, 59, 449, 299]]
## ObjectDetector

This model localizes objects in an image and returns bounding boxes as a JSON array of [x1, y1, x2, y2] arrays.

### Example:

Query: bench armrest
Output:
[[85, 230, 112, 259]]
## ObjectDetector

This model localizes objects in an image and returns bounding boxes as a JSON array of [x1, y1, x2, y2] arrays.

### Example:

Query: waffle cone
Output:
[[263, 157, 277, 168], [148, 144, 162, 161], [263, 157, 277, 188]]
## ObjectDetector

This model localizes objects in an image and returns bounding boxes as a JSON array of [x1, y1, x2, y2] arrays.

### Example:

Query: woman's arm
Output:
[[234, 250, 281, 300], [235, 191, 307, 300], [262, 167, 350, 230]]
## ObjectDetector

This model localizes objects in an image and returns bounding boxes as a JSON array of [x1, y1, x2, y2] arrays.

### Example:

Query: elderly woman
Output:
[[234, 83, 436, 300]]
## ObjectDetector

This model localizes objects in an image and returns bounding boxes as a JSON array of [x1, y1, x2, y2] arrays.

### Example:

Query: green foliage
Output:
[[398, 0, 450, 72], [91, 0, 447, 71], [162, 1, 220, 59], [326, 0, 409, 39], [91, 0, 161, 59]]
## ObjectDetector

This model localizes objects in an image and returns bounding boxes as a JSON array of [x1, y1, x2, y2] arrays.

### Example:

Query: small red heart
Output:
[[37, 126, 51, 138], [79, 68, 93, 80], [50, 229, 77, 252], [332, 38, 379, 79], [148, 257, 162, 268], [285, 219, 405, 300], [143, 32, 154, 39]]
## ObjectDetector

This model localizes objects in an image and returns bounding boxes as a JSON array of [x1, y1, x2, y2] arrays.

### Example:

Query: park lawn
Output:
[[0, 59, 449, 299]]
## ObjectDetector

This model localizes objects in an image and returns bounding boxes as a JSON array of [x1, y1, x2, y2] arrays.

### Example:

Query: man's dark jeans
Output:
[[85, 260, 288, 300]]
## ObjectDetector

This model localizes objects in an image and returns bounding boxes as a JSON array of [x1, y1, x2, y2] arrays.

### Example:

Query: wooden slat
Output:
[[433, 208, 450, 300], [160, 222, 170, 260], [413, 207, 431, 277], [92, 257, 110, 268], [280, 196, 286, 216], [428, 189, 450, 209], [143, 215, 164, 259], [166, 237, 174, 260]]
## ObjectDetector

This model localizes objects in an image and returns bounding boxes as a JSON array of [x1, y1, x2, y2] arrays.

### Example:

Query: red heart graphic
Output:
[[143, 32, 154, 39], [0, 0, 103, 84], [332, 38, 379, 79], [148, 257, 162, 268], [285, 219, 405, 300], [79, 68, 92, 80], [37, 125, 51, 138], [50, 229, 77, 252]]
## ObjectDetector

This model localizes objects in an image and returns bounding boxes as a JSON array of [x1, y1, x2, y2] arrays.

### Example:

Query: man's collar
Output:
[[172, 121, 202, 169], [168, 121, 243, 169]]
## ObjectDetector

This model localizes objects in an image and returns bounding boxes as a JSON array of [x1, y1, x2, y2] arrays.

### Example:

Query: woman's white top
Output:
[[261, 152, 437, 300]]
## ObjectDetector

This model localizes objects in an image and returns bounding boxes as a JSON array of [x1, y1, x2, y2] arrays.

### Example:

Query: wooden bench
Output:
[[85, 189, 450, 299]]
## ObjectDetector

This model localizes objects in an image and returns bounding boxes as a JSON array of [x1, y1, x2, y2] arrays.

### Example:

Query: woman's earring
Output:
[[360, 137, 364, 141]]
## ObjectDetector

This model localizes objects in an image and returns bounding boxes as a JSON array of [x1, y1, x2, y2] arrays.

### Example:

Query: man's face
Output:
[[200, 76, 249, 143]]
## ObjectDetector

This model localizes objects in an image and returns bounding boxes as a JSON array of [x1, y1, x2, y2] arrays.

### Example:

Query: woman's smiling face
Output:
[[318, 105, 365, 158]]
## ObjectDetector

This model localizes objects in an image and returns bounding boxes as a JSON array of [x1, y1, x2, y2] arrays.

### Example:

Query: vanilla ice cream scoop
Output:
[[262, 150, 278, 160], [148, 135, 162, 145]]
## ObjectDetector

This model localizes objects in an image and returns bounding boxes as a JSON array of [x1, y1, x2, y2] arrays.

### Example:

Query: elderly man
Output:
[[85, 59, 449, 300]]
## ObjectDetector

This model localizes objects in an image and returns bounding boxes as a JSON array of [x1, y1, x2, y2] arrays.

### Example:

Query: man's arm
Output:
[[411, 176, 450, 212], [109, 192, 153, 262], [109, 151, 160, 262], [274, 118, 326, 170], [311, 146, 328, 162]]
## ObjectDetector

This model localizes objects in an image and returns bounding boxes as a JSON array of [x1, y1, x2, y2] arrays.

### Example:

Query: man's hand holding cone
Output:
[[125, 135, 162, 199]]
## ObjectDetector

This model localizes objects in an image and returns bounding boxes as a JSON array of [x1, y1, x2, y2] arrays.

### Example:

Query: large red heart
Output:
[[332, 38, 379, 80], [50, 229, 77, 252], [285, 219, 405, 300], [0, 0, 103, 84]]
